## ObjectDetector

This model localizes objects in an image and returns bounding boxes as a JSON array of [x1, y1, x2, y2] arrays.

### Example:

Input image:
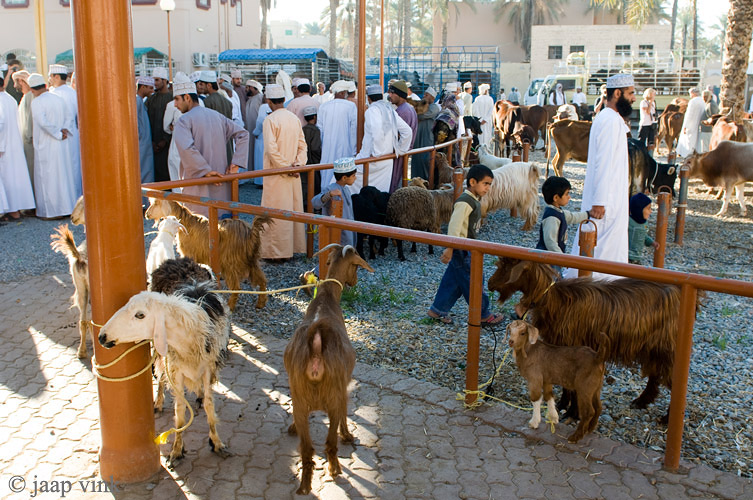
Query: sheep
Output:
[[50, 224, 89, 359], [146, 216, 186, 276], [480, 161, 540, 230], [284, 243, 374, 495], [149, 257, 215, 413], [98, 281, 231, 465], [488, 257, 704, 422], [351, 186, 391, 260], [385, 186, 440, 261], [145, 198, 271, 310]]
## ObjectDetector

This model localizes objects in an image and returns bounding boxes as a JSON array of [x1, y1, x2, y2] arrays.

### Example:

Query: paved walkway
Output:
[[1, 273, 751, 499]]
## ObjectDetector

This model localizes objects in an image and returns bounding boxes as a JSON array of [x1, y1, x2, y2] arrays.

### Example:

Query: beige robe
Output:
[[260, 108, 308, 259]]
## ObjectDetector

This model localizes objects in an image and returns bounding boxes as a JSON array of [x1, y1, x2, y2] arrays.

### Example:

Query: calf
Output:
[[627, 138, 678, 196], [707, 115, 748, 151], [656, 107, 683, 154], [494, 101, 549, 150], [545, 119, 590, 177], [685, 140, 753, 215]]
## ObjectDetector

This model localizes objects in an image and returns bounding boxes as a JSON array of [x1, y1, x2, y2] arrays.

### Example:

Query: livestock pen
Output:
[[142, 140, 753, 473]]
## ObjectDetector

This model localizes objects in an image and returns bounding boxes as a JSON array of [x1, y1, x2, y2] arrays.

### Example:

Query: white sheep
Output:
[[480, 161, 541, 230], [478, 144, 513, 170], [146, 216, 186, 276], [98, 282, 231, 465]]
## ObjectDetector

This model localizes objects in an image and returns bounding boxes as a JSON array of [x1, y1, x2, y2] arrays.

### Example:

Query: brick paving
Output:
[[1, 273, 752, 499]]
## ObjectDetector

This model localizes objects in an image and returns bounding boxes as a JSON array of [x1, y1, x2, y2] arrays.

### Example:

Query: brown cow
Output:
[[706, 115, 748, 151], [684, 140, 753, 216], [656, 106, 683, 154], [545, 120, 591, 177], [493, 101, 549, 150]]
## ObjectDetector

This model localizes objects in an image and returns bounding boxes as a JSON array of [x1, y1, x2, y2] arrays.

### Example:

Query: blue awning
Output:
[[219, 48, 328, 63]]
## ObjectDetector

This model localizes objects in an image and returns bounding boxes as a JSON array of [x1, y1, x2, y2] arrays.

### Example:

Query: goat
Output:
[[351, 186, 390, 260], [508, 320, 608, 443], [488, 258, 703, 421], [480, 162, 540, 230], [98, 281, 231, 465], [284, 244, 374, 495], [50, 224, 89, 359], [145, 198, 271, 310], [477, 145, 513, 170], [146, 216, 186, 276]]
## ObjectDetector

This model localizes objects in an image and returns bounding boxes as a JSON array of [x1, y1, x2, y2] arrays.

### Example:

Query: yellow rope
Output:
[[307, 224, 318, 234], [154, 357, 195, 445], [211, 278, 343, 296]]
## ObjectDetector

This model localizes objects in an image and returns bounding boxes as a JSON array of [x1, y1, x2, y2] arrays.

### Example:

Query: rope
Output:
[[210, 278, 343, 297], [307, 224, 318, 234], [154, 357, 195, 445]]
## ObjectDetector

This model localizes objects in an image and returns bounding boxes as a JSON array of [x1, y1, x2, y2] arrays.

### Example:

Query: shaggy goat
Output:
[[488, 258, 703, 420], [508, 320, 608, 443], [50, 224, 89, 359], [145, 198, 271, 310], [480, 162, 540, 230], [284, 244, 374, 495], [146, 216, 186, 276], [98, 281, 231, 465]]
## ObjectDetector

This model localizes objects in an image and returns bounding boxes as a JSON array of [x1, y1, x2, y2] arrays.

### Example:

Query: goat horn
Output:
[[312, 243, 342, 259]]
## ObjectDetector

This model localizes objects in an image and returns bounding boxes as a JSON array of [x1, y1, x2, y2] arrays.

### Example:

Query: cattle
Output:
[[627, 139, 678, 197], [706, 114, 748, 151], [555, 104, 579, 122], [684, 140, 753, 216], [656, 106, 683, 154], [463, 115, 483, 150], [545, 119, 590, 177], [493, 101, 549, 151], [512, 123, 537, 148]]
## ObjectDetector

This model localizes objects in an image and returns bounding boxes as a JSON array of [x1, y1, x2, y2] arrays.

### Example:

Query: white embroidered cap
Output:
[[48, 64, 69, 75], [333, 157, 356, 174], [152, 67, 169, 80], [265, 84, 285, 99], [606, 73, 635, 89], [172, 72, 196, 97]]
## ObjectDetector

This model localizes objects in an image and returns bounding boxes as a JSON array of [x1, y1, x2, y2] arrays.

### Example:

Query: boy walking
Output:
[[536, 177, 590, 269], [427, 165, 503, 325]]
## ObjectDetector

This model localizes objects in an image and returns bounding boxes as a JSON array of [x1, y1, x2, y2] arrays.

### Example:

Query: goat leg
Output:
[[168, 375, 187, 467], [250, 266, 268, 309], [225, 271, 241, 311], [561, 390, 580, 423], [631, 375, 660, 409], [396, 240, 406, 261], [203, 373, 231, 458], [410, 241, 418, 253], [77, 284, 90, 359], [293, 408, 314, 495], [568, 392, 595, 443], [325, 411, 343, 478]]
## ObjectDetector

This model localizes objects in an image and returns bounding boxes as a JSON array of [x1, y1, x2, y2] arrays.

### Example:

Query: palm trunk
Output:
[[402, 0, 411, 49], [670, 0, 679, 50], [261, 8, 268, 49], [720, 0, 753, 120], [692, 0, 698, 67], [330, 0, 339, 58]]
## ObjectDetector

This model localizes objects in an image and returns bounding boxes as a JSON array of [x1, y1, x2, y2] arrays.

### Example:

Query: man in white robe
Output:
[[564, 74, 636, 280], [548, 83, 566, 106], [676, 88, 705, 157], [171, 74, 249, 218], [352, 85, 412, 194], [445, 82, 466, 136], [313, 82, 332, 104], [27, 73, 77, 219], [460, 82, 473, 117], [12, 70, 34, 194], [317, 80, 357, 190], [243, 80, 264, 181], [48, 64, 82, 198], [0, 73, 35, 220], [219, 74, 245, 128], [473, 84, 494, 148]]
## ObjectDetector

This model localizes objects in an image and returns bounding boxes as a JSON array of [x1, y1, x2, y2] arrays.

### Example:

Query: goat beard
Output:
[[616, 95, 633, 119]]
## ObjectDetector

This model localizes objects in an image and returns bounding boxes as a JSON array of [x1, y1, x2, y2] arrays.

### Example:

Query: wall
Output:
[[269, 20, 327, 51], [0, 0, 260, 75]]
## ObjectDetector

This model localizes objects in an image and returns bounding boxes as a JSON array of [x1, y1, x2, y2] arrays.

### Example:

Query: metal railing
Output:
[[141, 136, 753, 472]]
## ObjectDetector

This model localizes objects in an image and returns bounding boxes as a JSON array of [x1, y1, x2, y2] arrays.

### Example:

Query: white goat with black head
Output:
[[146, 216, 186, 276], [98, 281, 231, 465]]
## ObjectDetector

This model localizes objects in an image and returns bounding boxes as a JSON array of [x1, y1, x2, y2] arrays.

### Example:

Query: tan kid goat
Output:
[[284, 244, 374, 495]]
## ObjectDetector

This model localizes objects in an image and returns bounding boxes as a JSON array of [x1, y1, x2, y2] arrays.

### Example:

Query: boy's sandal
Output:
[[427, 311, 453, 325], [481, 313, 505, 327]]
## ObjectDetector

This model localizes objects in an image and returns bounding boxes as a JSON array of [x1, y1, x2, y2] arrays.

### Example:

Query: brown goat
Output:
[[488, 258, 703, 419], [145, 198, 270, 310], [508, 320, 608, 443], [284, 244, 374, 495]]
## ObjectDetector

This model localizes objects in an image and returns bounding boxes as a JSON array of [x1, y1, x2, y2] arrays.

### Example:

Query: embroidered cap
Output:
[[48, 64, 68, 75], [172, 72, 196, 97], [334, 157, 356, 174], [152, 67, 168, 80], [606, 73, 635, 89]]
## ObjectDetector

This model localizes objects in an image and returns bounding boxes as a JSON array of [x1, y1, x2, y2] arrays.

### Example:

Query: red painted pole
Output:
[[577, 219, 598, 278], [330, 196, 343, 249], [318, 224, 331, 279], [307, 169, 315, 258], [465, 250, 484, 406], [674, 165, 689, 245], [653, 191, 671, 268], [453, 167, 464, 200], [428, 149, 436, 188]]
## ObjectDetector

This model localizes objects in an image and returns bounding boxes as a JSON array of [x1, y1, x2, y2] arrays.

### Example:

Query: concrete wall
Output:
[[270, 20, 327, 50], [0, 0, 260, 75], [499, 62, 531, 98]]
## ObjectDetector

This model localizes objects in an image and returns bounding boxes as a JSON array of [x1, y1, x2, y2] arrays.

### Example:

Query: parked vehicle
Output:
[[524, 78, 544, 105]]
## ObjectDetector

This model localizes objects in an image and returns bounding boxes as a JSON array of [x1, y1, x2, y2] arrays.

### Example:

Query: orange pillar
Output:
[[356, 0, 366, 149], [71, 0, 160, 482]]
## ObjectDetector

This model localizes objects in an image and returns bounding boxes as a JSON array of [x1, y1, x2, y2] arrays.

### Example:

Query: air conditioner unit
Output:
[[192, 52, 209, 67], [209, 53, 219, 67]]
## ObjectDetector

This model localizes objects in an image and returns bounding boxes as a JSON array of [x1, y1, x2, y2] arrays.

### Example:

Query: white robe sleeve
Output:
[[0, 100, 6, 153], [349, 104, 357, 155], [356, 109, 376, 159]]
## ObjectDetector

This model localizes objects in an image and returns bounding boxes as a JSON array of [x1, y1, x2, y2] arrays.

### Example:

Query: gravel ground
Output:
[[2, 149, 751, 478]]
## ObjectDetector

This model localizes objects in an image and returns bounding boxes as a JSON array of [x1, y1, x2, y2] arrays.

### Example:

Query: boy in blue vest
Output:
[[427, 164, 504, 326], [536, 176, 590, 273]]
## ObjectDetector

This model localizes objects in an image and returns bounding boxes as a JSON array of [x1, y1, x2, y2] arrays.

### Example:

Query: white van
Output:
[[523, 78, 544, 105]]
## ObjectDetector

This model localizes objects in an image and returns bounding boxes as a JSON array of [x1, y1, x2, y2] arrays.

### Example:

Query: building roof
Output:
[[219, 48, 328, 63], [55, 47, 166, 64]]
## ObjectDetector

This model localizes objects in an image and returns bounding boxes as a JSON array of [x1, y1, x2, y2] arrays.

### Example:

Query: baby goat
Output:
[[508, 320, 608, 443], [284, 244, 374, 495], [98, 281, 231, 465], [146, 216, 186, 276]]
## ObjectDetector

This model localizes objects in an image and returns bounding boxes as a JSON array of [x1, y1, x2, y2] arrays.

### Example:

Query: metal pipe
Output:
[[664, 284, 698, 470], [331, 196, 343, 249], [318, 224, 331, 278], [231, 179, 239, 219], [71, 0, 159, 482], [674, 165, 689, 245], [577, 219, 598, 278], [429, 149, 436, 188], [465, 250, 484, 406], [401, 156, 409, 188], [33, 0, 48, 77], [522, 142, 530, 162], [166, 10, 173, 82], [363, 162, 370, 187], [653, 191, 671, 268], [453, 167, 464, 200], [512, 151, 521, 162], [306, 169, 315, 258], [357, 0, 366, 149]]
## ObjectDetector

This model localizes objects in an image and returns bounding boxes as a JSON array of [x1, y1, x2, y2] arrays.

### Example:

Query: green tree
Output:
[[494, 0, 567, 61], [304, 22, 324, 36], [431, 0, 476, 47], [589, 0, 665, 28]]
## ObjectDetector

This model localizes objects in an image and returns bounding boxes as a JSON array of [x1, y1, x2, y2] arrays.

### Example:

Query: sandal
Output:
[[427, 311, 453, 324], [0, 214, 21, 222], [481, 312, 505, 327]]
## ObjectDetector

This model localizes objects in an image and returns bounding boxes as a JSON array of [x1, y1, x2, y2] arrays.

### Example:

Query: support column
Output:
[[71, 0, 160, 482]]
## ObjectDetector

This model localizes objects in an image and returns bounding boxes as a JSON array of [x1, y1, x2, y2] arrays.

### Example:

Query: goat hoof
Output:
[[630, 398, 649, 410], [657, 412, 670, 425], [167, 450, 185, 468], [296, 485, 311, 496], [288, 423, 298, 436], [567, 433, 584, 444], [77, 348, 88, 359], [213, 446, 232, 458], [340, 431, 354, 443]]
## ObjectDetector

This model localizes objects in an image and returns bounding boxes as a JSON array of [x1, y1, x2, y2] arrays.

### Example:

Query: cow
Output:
[[545, 119, 591, 177], [463, 115, 483, 150], [493, 101, 549, 153], [627, 139, 678, 197], [684, 140, 753, 216], [656, 106, 683, 154], [706, 114, 748, 151]]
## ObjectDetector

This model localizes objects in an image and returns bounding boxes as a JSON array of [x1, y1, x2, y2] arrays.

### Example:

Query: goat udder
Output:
[[306, 356, 325, 381]]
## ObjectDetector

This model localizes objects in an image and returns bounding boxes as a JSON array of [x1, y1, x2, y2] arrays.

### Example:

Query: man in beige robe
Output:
[[261, 84, 308, 261]]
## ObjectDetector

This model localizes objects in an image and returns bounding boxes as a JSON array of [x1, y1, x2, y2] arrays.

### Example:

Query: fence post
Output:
[[429, 149, 437, 188], [577, 219, 598, 278], [453, 167, 464, 200], [664, 284, 698, 471], [653, 191, 671, 268], [231, 178, 239, 219], [330, 196, 343, 250], [208, 206, 221, 281], [465, 249, 484, 406], [674, 165, 689, 245], [318, 224, 331, 279], [463, 137, 472, 167], [448, 143, 454, 167], [363, 161, 370, 188], [522, 142, 530, 162], [667, 150, 677, 165], [402, 155, 409, 188], [512, 149, 521, 162], [306, 169, 315, 258]]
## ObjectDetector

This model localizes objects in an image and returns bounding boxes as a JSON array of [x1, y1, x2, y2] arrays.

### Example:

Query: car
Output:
[[523, 78, 544, 106]]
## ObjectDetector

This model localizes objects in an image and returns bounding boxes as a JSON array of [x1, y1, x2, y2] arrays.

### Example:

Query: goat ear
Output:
[[527, 325, 539, 344], [152, 309, 168, 357], [344, 246, 375, 273], [506, 260, 529, 284]]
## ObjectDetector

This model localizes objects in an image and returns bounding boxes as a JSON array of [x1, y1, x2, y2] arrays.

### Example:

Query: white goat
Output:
[[146, 216, 186, 276], [480, 161, 541, 230], [478, 144, 513, 170], [98, 282, 231, 465]]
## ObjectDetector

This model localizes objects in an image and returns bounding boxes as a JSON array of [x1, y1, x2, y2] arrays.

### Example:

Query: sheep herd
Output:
[[49, 147, 697, 492]]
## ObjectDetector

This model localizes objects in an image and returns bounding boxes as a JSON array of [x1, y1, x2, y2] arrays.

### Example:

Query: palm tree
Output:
[[432, 0, 476, 47], [710, 13, 728, 55], [260, 0, 276, 49], [719, 0, 753, 120], [589, 0, 665, 28], [494, 0, 566, 61], [304, 22, 324, 36], [670, 0, 678, 49]]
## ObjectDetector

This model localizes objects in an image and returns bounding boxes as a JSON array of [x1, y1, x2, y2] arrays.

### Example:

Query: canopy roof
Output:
[[55, 47, 166, 63], [219, 48, 328, 63]]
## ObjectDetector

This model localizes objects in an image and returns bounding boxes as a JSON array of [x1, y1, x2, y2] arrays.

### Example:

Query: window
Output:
[[548, 46, 562, 60], [2, 0, 30, 7], [615, 45, 631, 55], [569, 45, 584, 54], [558, 79, 576, 91], [197, 0, 210, 9], [285, 29, 293, 36], [639, 44, 654, 57], [235, 0, 242, 26]]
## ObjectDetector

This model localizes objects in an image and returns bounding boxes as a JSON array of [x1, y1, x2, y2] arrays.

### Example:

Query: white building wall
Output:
[[269, 20, 327, 50]]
